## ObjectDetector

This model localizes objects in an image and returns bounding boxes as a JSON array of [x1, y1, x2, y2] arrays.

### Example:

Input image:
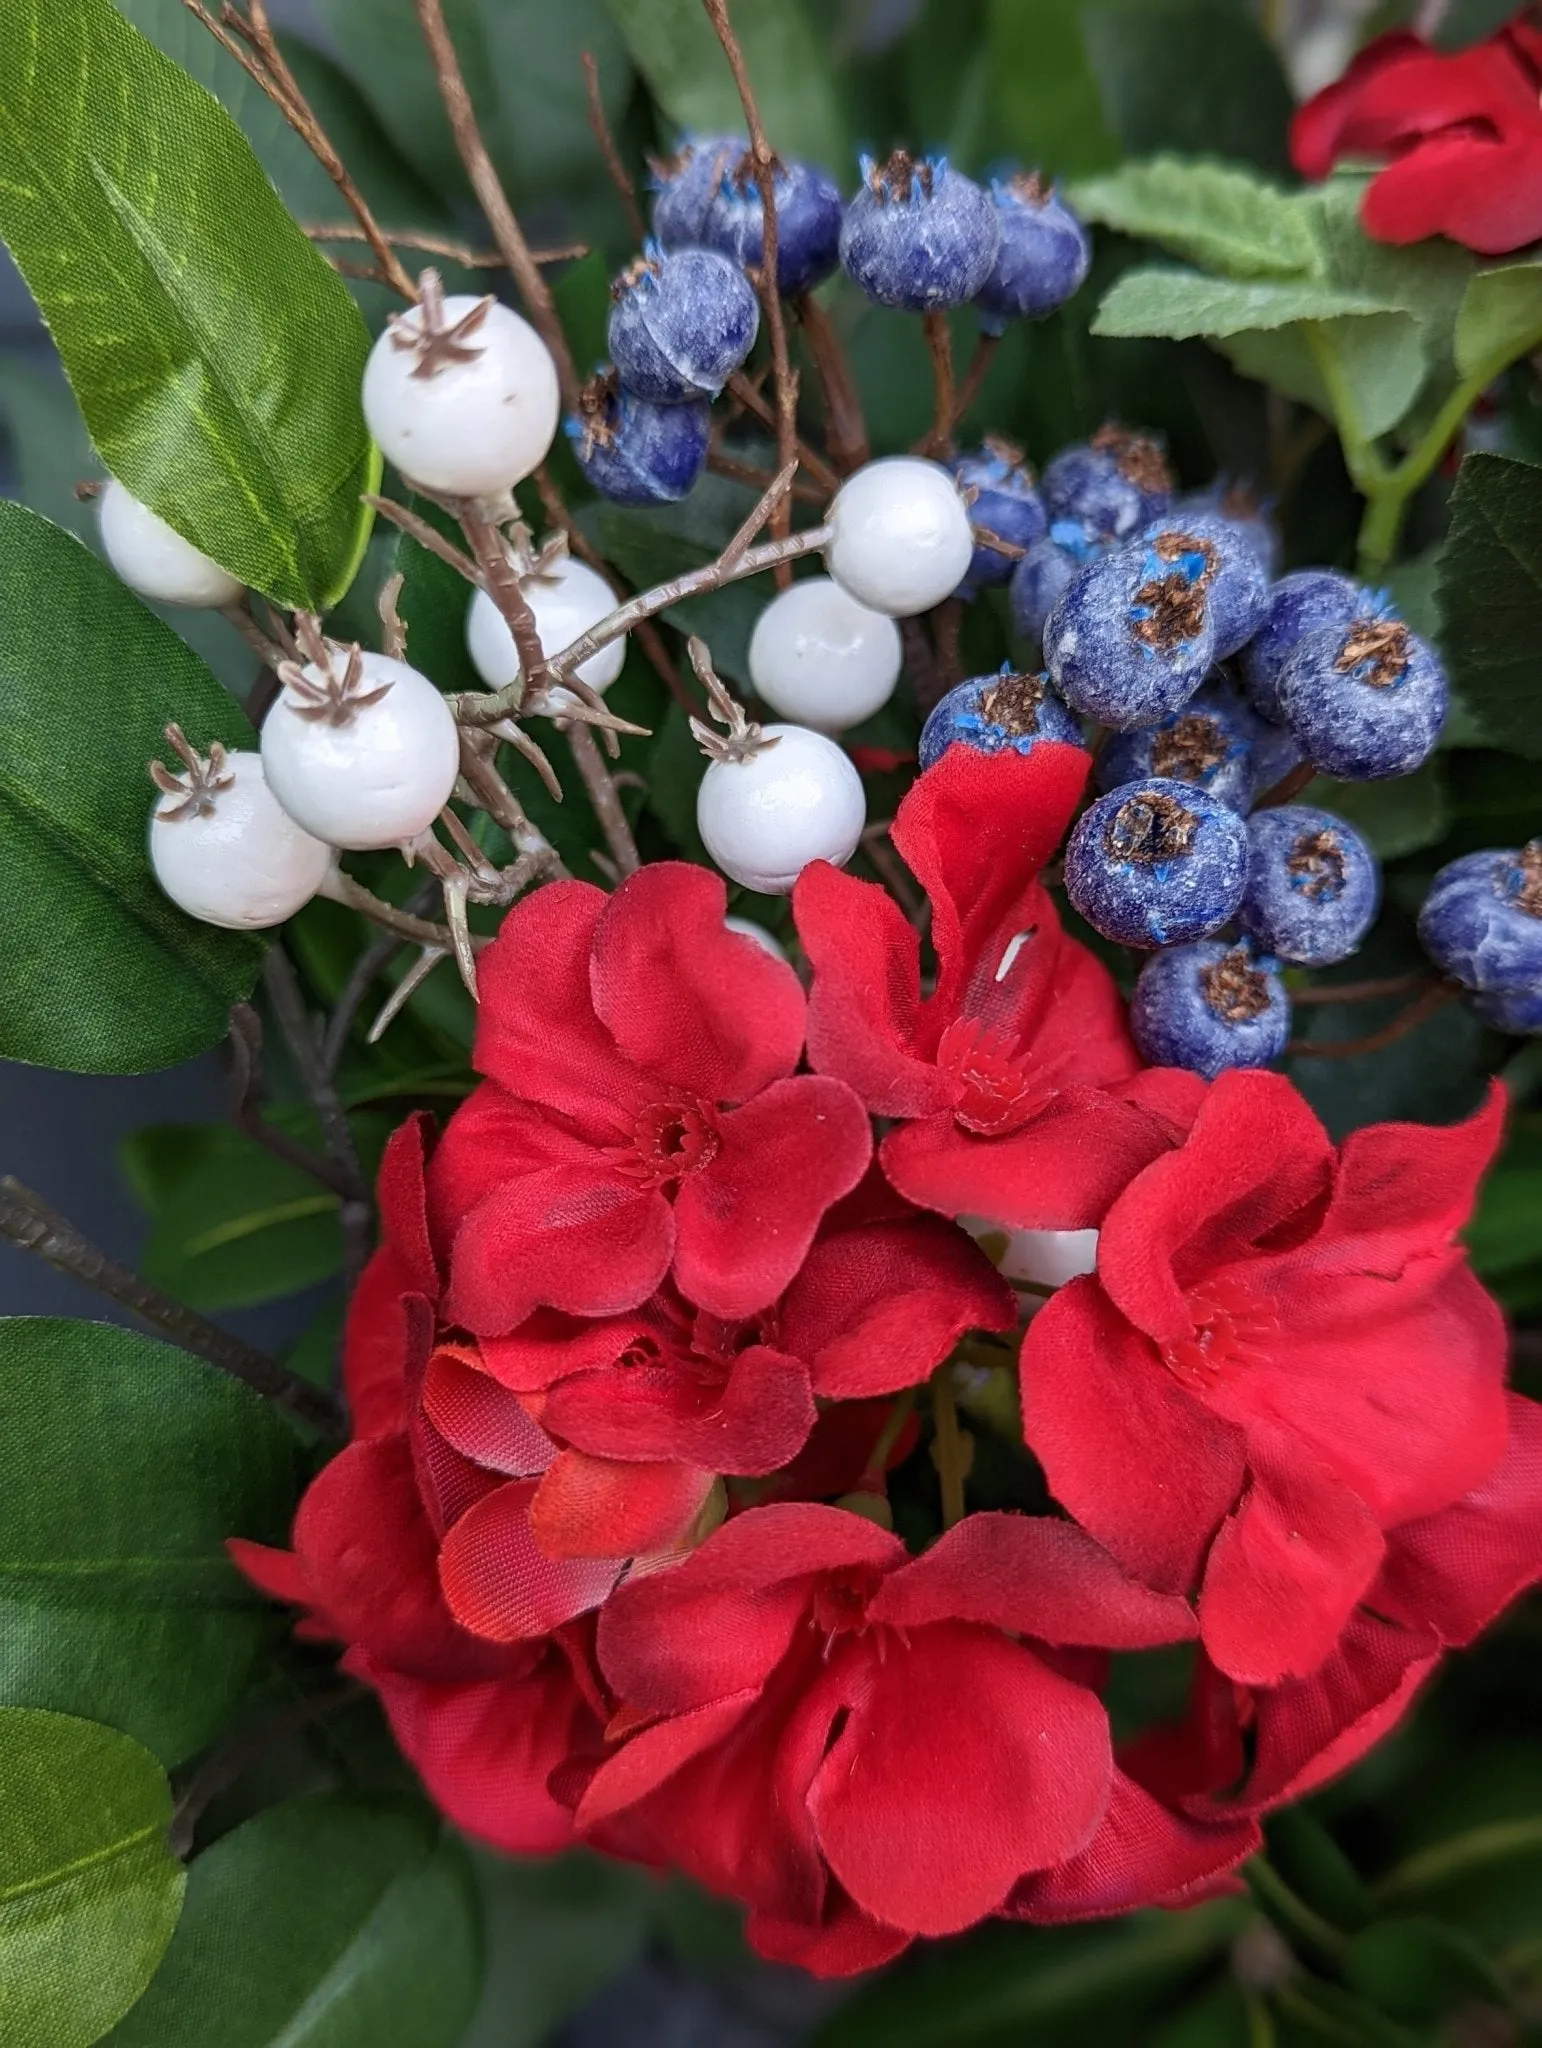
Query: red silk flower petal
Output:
[[449, 1165, 674, 1333], [341, 1243, 420, 1439], [529, 1448, 715, 1559], [1316, 1081, 1505, 1277], [438, 1477, 625, 1641], [227, 1537, 309, 1609], [376, 1111, 440, 1295], [575, 1690, 761, 1830], [1010, 1770, 1258, 1923], [420, 1344, 556, 1477], [540, 1343, 816, 1477], [1289, 32, 1429, 176]]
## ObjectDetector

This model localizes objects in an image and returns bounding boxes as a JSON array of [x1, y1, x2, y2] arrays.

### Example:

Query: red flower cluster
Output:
[[233, 745, 1542, 1974], [1293, 10, 1542, 254]]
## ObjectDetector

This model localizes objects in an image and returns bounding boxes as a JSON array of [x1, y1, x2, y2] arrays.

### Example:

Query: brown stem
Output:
[[708, 449, 826, 503], [726, 373, 840, 493], [1291, 972, 1437, 1007], [931, 595, 965, 694], [220, 598, 287, 669], [1289, 982, 1456, 1060], [921, 309, 956, 459], [949, 330, 1000, 434], [902, 615, 942, 713], [457, 507, 551, 697], [414, 0, 581, 405], [318, 866, 480, 951], [1255, 760, 1318, 809], [567, 722, 641, 875], [302, 221, 584, 268], [795, 292, 870, 473], [581, 50, 647, 243], [0, 1177, 342, 1436], [458, 730, 570, 874], [363, 494, 480, 583], [228, 1006, 356, 1199]]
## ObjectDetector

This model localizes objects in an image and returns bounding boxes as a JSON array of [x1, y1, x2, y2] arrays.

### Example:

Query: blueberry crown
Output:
[[861, 148, 947, 204], [1200, 946, 1274, 1022]]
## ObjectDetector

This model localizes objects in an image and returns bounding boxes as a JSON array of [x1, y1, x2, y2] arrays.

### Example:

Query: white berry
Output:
[[466, 554, 627, 709], [149, 749, 331, 930], [724, 914, 787, 959], [748, 577, 903, 733], [99, 480, 243, 610], [261, 650, 460, 851], [960, 1218, 1100, 1289], [824, 457, 974, 617], [697, 724, 866, 896], [362, 287, 560, 498]]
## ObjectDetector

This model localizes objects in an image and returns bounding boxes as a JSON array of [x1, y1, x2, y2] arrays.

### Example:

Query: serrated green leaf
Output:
[[1438, 452, 1542, 760], [0, 1708, 185, 2048], [0, 505, 264, 1073], [0, 1319, 300, 1762], [1070, 157, 1322, 281], [604, 0, 847, 171], [1213, 309, 1427, 443], [0, 0, 377, 608], [1455, 261, 1542, 382], [1092, 267, 1391, 341], [103, 1794, 481, 2048]]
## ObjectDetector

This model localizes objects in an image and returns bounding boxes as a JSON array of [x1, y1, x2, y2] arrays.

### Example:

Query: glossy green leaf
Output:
[[0, 0, 377, 608], [0, 1708, 184, 2048], [1438, 452, 1542, 760], [1455, 261, 1542, 383], [1080, 0, 1294, 177], [103, 1794, 481, 2048], [0, 1319, 300, 1763], [604, 0, 847, 171], [1070, 157, 1322, 281], [136, 1134, 343, 1313], [0, 505, 263, 1073]]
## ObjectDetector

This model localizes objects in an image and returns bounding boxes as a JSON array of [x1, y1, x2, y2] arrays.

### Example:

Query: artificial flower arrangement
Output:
[[0, 2, 1540, 2044]]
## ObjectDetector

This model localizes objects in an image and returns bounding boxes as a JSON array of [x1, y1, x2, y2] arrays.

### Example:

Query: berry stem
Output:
[[1290, 971, 1435, 1007], [318, 864, 484, 952], [1288, 981, 1456, 1059], [920, 309, 956, 460], [580, 49, 648, 245], [567, 720, 642, 876], [1254, 760, 1317, 810], [725, 373, 841, 493], [930, 1367, 969, 1529], [794, 291, 870, 473], [948, 331, 1000, 435], [302, 221, 586, 270]]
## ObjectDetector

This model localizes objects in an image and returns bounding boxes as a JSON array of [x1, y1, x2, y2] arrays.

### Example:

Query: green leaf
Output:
[[0, 1319, 301, 1763], [0, 505, 264, 1074], [1464, 1122, 1542, 1282], [103, 1794, 481, 2048], [1344, 1916, 1503, 2023], [0, 0, 377, 608], [462, 1850, 653, 2048], [1301, 759, 1450, 861], [1080, 0, 1294, 177], [1069, 157, 1322, 281], [1092, 267, 1393, 340], [1217, 312, 1428, 443], [604, 0, 847, 171], [1438, 452, 1542, 760], [135, 1132, 344, 1313], [1455, 260, 1542, 383], [986, 0, 1120, 179], [0, 1708, 184, 2048]]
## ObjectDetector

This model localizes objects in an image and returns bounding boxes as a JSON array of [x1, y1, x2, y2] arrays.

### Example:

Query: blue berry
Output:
[[974, 172, 1090, 333], [1009, 535, 1082, 643], [1040, 426, 1173, 543], [839, 151, 999, 311], [1418, 843, 1542, 994], [1096, 686, 1255, 815], [1140, 511, 1268, 661], [1045, 531, 1220, 728], [919, 666, 1082, 770], [1064, 779, 1248, 947], [698, 150, 844, 295], [1130, 938, 1291, 1076], [567, 369, 709, 505], [607, 246, 759, 403], [650, 134, 744, 248], [1238, 805, 1380, 965], [1174, 483, 1282, 580], [952, 437, 1047, 594], [1199, 673, 1303, 796], [1238, 569, 1361, 724], [1277, 608, 1447, 780], [1472, 984, 1542, 1035]]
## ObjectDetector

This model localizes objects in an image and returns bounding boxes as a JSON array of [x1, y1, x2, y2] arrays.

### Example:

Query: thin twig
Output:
[[318, 865, 484, 951], [414, 0, 580, 404], [303, 221, 584, 267], [1255, 760, 1317, 810], [0, 1178, 342, 1436], [930, 1368, 969, 1529], [794, 291, 870, 474], [581, 51, 647, 243], [720, 459, 799, 572], [901, 615, 942, 713], [1290, 971, 1436, 1007], [171, 1683, 362, 1857], [228, 1006, 354, 1198], [949, 330, 1000, 434], [726, 373, 839, 494], [369, 948, 451, 1044], [931, 595, 965, 693], [708, 448, 826, 504], [365, 494, 481, 583], [921, 309, 956, 459], [458, 728, 571, 873], [1289, 982, 1456, 1059], [567, 721, 641, 875], [220, 598, 288, 669]]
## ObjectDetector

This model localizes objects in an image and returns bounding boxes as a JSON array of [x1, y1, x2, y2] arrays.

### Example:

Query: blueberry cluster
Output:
[[1419, 842, 1542, 1033]]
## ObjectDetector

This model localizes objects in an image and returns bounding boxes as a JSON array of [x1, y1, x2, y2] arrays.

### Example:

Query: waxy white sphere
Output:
[[825, 457, 974, 617], [698, 724, 866, 896], [724, 914, 787, 960], [466, 555, 628, 708], [748, 577, 903, 733], [261, 653, 461, 851], [99, 480, 243, 609], [362, 296, 560, 497], [961, 1219, 1100, 1290], [149, 752, 331, 929]]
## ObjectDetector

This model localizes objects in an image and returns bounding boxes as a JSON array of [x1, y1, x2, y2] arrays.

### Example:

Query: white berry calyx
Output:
[[148, 725, 331, 930]]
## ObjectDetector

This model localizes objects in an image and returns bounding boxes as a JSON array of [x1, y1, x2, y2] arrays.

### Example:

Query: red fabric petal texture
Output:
[[227, 1537, 309, 1608], [438, 1477, 625, 1640], [530, 1449, 716, 1559], [1315, 1083, 1506, 1279], [1010, 1770, 1258, 1922], [341, 1245, 418, 1439], [376, 1111, 441, 1296], [421, 1344, 556, 1476], [540, 1343, 816, 1476], [450, 1163, 674, 1333], [575, 1690, 760, 1829]]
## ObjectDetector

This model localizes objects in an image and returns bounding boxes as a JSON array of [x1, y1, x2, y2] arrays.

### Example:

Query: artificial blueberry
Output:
[[1215, 676, 1305, 796], [1040, 425, 1173, 542], [918, 666, 1083, 770], [694, 148, 844, 295], [1173, 482, 1282, 579], [1045, 530, 1220, 728], [1008, 535, 1082, 644], [1140, 510, 1268, 661], [974, 172, 1091, 332], [1096, 686, 1256, 815], [1130, 938, 1292, 1077], [649, 134, 744, 248], [952, 437, 1048, 593], [1417, 843, 1542, 994], [1238, 805, 1381, 965], [1064, 778, 1249, 947], [1472, 983, 1542, 1034], [566, 369, 710, 506], [607, 246, 759, 402], [839, 151, 999, 311], [1277, 608, 1447, 780], [1238, 569, 1361, 724]]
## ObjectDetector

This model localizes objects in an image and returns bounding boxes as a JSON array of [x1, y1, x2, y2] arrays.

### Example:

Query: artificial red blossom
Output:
[[576, 1504, 1253, 1975], [1292, 13, 1542, 254], [430, 862, 872, 1331], [794, 744, 1193, 1227], [1021, 1071, 1511, 1687]]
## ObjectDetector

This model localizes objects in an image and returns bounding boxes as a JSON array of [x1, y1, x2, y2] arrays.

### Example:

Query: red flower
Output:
[[574, 1504, 1249, 1974], [428, 863, 871, 1332], [794, 745, 1191, 1229], [1021, 1072, 1511, 1686], [1292, 16, 1542, 254]]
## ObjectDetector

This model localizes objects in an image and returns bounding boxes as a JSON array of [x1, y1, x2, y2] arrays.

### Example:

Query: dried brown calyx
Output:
[[730, 146, 785, 195], [1091, 423, 1174, 498], [387, 268, 494, 380], [1513, 840, 1542, 918], [1006, 170, 1050, 207], [574, 369, 622, 458], [983, 432, 1029, 474], [869, 148, 934, 203], [277, 615, 394, 728], [611, 253, 661, 302], [1151, 713, 1228, 785], [1105, 789, 1199, 865], [149, 723, 234, 821], [979, 671, 1049, 736], [1336, 616, 1412, 688], [1131, 536, 1218, 654], [1200, 948, 1273, 1023], [687, 636, 779, 766], [1287, 828, 1347, 902]]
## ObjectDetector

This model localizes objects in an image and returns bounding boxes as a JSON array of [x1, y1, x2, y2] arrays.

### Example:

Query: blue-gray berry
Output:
[[1096, 685, 1256, 815], [839, 151, 999, 311], [1173, 483, 1282, 580], [607, 246, 760, 402], [1238, 805, 1380, 965], [1418, 843, 1542, 994], [952, 438, 1047, 594], [1238, 569, 1361, 724], [1277, 609, 1447, 780], [1045, 531, 1220, 728], [1040, 427, 1173, 542], [919, 666, 1082, 770], [567, 369, 710, 505], [974, 172, 1090, 332], [650, 134, 744, 248], [1130, 938, 1292, 1076], [1064, 778, 1249, 947], [696, 151, 844, 295], [1140, 510, 1268, 662], [1472, 983, 1542, 1034], [1008, 534, 1083, 644]]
